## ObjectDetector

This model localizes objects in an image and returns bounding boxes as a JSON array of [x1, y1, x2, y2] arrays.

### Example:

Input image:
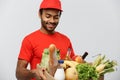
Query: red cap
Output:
[[40, 0, 62, 11]]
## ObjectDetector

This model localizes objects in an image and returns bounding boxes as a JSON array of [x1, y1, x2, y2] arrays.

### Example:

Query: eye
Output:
[[54, 15, 60, 19], [46, 14, 51, 18]]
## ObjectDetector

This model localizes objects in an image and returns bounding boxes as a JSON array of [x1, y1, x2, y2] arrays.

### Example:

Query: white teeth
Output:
[[48, 24, 54, 27]]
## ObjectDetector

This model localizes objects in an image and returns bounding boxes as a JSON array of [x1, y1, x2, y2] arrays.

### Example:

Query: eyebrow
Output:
[[45, 12, 59, 17]]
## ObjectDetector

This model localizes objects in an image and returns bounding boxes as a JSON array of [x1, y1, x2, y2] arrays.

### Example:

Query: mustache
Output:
[[46, 22, 58, 26]]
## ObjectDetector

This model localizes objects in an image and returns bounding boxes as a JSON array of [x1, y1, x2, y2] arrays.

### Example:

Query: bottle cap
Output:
[[58, 60, 64, 64]]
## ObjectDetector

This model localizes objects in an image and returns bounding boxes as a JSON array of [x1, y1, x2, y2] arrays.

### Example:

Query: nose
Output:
[[49, 17, 55, 23]]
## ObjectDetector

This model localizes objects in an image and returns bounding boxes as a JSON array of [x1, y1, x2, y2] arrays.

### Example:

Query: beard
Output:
[[41, 19, 59, 33]]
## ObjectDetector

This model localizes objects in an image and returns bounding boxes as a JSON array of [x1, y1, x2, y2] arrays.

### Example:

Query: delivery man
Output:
[[16, 0, 75, 80]]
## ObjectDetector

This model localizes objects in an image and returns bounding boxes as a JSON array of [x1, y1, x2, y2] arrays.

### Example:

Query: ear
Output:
[[38, 12, 41, 19]]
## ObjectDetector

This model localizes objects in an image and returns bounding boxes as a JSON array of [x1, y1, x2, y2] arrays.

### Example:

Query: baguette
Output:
[[48, 44, 58, 76]]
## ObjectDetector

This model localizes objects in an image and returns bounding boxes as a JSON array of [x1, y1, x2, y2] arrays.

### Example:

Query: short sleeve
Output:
[[69, 41, 75, 58], [18, 37, 33, 62]]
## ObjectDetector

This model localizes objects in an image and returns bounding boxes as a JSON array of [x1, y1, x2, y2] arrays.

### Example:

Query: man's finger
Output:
[[37, 64, 47, 80]]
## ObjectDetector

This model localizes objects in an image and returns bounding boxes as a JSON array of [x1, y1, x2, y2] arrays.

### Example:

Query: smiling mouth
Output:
[[47, 23, 56, 28]]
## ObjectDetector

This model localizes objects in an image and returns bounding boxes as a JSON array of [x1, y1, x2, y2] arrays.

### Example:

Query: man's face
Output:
[[40, 9, 61, 33]]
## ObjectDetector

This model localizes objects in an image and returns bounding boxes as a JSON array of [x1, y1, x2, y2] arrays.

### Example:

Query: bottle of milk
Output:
[[54, 60, 65, 80]]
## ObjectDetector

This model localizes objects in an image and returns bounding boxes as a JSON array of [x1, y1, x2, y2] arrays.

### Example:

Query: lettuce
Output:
[[39, 48, 60, 71]]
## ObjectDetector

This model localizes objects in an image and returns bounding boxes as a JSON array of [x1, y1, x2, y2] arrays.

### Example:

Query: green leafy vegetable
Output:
[[76, 63, 99, 80], [39, 48, 60, 71], [40, 48, 50, 70]]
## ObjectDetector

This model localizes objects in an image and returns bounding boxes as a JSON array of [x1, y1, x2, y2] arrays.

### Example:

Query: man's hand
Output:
[[32, 64, 47, 80]]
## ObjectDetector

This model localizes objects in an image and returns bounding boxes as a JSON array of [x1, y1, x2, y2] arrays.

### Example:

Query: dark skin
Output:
[[16, 60, 46, 80], [39, 8, 61, 34], [16, 9, 61, 80]]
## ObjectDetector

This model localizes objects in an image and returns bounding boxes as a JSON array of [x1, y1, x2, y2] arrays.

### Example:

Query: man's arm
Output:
[[16, 59, 46, 80]]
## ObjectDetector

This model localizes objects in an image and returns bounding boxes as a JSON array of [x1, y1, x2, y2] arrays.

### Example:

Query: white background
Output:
[[0, 0, 120, 80]]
